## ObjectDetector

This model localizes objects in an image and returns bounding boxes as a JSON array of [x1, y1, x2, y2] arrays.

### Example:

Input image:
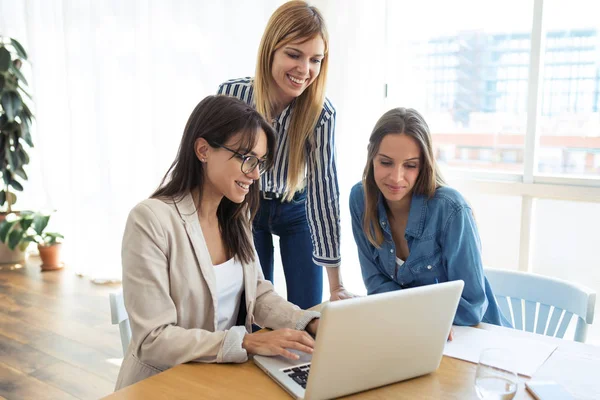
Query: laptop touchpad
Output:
[[288, 349, 312, 363], [271, 348, 312, 367]]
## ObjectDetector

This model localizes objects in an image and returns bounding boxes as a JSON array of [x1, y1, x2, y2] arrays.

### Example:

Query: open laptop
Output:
[[254, 280, 464, 400]]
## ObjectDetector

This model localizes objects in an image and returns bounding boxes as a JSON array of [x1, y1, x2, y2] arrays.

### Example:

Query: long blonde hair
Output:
[[254, 0, 329, 200], [363, 108, 446, 247]]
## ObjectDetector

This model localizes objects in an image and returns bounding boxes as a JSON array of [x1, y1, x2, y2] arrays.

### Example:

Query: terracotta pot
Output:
[[0, 242, 26, 264], [0, 213, 25, 264], [38, 243, 63, 271]]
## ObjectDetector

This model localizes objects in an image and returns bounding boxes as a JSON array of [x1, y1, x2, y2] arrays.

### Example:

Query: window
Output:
[[384, 0, 600, 344], [454, 189, 522, 271], [537, 2, 600, 177], [385, 0, 533, 173]]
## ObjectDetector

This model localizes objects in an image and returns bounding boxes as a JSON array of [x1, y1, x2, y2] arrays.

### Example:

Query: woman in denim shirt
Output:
[[350, 108, 510, 327]]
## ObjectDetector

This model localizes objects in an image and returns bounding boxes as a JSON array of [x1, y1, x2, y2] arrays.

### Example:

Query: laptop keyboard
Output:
[[283, 363, 311, 389]]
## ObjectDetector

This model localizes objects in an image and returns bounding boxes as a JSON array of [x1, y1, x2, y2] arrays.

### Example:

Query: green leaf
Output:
[[0, 73, 5, 92], [0, 47, 10, 72], [1, 90, 22, 121], [10, 179, 23, 191], [22, 103, 33, 120], [43, 232, 63, 245], [19, 236, 35, 251], [22, 122, 33, 147], [17, 83, 33, 100], [33, 213, 50, 235], [0, 190, 4, 206], [7, 226, 24, 250], [19, 115, 34, 147], [6, 191, 16, 206], [20, 216, 34, 231], [3, 171, 11, 186], [13, 167, 27, 181], [18, 147, 30, 164], [9, 121, 21, 139], [0, 218, 17, 242], [10, 39, 28, 60], [8, 63, 28, 86]]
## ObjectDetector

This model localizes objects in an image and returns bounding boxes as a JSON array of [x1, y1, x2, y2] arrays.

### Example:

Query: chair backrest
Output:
[[109, 289, 132, 356], [485, 268, 596, 343]]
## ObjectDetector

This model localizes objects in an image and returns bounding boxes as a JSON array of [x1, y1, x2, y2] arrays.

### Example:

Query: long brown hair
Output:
[[152, 95, 276, 264], [362, 107, 446, 247], [254, 0, 329, 200]]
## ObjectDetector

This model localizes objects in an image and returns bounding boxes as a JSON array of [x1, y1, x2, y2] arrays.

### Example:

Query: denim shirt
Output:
[[349, 182, 511, 327]]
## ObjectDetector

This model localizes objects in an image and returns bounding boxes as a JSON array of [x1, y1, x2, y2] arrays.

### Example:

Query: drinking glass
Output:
[[474, 348, 518, 400]]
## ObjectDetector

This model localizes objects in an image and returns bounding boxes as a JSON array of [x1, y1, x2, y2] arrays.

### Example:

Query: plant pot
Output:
[[0, 242, 25, 264], [0, 213, 25, 264], [38, 243, 63, 271]]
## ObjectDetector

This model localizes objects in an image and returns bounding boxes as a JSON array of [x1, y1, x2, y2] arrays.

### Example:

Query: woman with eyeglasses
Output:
[[218, 1, 357, 309], [115, 95, 320, 390]]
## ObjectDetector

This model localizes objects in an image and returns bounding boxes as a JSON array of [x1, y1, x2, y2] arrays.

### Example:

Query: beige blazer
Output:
[[115, 193, 319, 391]]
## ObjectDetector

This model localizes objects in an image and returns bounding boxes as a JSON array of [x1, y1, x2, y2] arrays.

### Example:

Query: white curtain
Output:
[[314, 0, 387, 293], [0, 0, 386, 285]]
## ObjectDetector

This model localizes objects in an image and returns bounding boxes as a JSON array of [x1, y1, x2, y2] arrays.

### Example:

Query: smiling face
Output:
[[373, 133, 422, 204], [270, 35, 325, 106], [200, 129, 268, 204]]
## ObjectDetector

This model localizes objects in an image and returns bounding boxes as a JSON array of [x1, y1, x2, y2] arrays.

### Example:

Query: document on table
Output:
[[443, 326, 557, 377], [532, 350, 600, 400]]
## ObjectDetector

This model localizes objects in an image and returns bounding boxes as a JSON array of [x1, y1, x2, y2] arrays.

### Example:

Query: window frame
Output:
[[384, 0, 600, 272]]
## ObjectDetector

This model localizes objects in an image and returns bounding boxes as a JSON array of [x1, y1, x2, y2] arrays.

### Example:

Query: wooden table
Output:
[[103, 324, 600, 400]]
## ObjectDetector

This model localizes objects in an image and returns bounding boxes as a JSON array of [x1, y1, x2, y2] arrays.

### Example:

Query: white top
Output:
[[396, 257, 405, 267], [213, 257, 244, 331]]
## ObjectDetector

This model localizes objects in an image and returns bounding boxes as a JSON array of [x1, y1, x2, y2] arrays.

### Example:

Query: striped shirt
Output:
[[218, 78, 341, 268]]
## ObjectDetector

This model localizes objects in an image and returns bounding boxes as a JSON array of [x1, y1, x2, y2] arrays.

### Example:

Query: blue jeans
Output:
[[253, 191, 323, 310]]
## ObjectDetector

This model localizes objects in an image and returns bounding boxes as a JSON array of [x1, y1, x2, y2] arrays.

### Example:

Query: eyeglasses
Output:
[[211, 143, 267, 175]]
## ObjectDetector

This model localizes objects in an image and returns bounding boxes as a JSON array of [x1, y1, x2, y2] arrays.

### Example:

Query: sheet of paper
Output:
[[443, 325, 557, 377], [532, 350, 600, 400]]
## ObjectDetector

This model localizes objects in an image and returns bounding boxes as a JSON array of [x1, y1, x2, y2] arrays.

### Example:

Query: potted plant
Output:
[[0, 36, 34, 263], [0, 211, 64, 271]]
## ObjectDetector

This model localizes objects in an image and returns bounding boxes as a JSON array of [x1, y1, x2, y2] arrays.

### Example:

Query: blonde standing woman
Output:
[[218, 1, 356, 309]]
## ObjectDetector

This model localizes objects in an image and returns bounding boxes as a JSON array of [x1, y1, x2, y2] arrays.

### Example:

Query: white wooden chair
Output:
[[109, 289, 132, 356], [485, 268, 596, 343]]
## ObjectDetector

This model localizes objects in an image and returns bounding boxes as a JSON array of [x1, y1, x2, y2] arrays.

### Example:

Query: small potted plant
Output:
[[0, 211, 64, 271]]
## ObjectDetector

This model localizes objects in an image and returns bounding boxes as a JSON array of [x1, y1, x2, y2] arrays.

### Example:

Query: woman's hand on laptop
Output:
[[447, 328, 454, 341], [329, 286, 359, 301], [242, 328, 315, 360], [327, 268, 360, 301]]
